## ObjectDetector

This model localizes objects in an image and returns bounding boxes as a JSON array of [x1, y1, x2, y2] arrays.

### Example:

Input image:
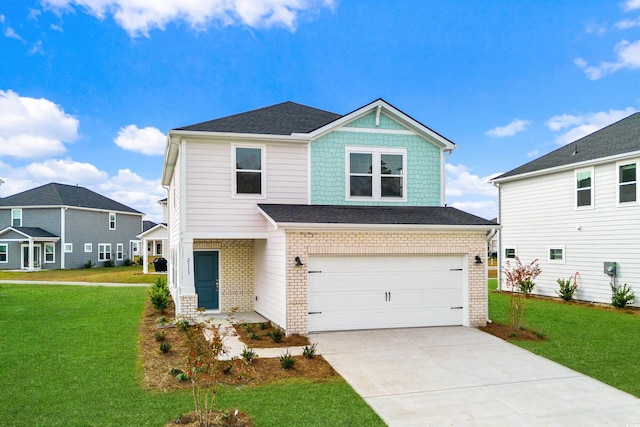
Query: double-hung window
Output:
[[618, 162, 638, 204], [347, 148, 406, 200], [0, 244, 7, 263], [109, 212, 116, 230], [576, 168, 593, 208], [98, 243, 111, 261], [116, 243, 124, 261], [233, 146, 265, 197], [11, 209, 22, 227], [44, 243, 55, 263]]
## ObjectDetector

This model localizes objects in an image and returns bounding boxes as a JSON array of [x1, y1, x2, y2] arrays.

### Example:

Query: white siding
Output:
[[168, 150, 182, 300], [254, 225, 287, 328], [499, 161, 640, 306], [184, 139, 308, 235]]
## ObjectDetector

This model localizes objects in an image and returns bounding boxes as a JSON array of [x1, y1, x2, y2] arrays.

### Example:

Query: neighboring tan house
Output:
[[137, 198, 168, 273], [491, 112, 640, 307], [0, 182, 143, 270], [161, 99, 498, 335]]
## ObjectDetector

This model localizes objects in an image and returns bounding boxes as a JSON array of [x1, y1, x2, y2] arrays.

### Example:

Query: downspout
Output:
[[60, 207, 67, 269], [441, 149, 454, 206]]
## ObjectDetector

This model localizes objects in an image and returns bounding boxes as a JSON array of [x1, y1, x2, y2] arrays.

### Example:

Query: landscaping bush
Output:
[[241, 347, 257, 363], [611, 282, 635, 308], [266, 328, 284, 343], [556, 277, 577, 301], [123, 258, 133, 266], [103, 259, 115, 268], [149, 277, 170, 312], [302, 343, 317, 359], [159, 342, 172, 353], [279, 351, 295, 369], [83, 259, 94, 269]]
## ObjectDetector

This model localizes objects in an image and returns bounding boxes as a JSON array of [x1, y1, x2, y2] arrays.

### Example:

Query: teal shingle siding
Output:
[[310, 127, 442, 206]]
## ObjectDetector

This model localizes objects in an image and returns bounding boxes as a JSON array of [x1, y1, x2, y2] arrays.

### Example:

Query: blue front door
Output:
[[194, 251, 219, 310]]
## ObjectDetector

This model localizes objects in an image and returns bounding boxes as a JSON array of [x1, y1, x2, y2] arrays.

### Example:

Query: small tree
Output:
[[503, 257, 541, 330]]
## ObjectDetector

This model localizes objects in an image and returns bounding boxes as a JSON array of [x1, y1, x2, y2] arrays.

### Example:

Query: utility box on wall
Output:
[[604, 262, 617, 276]]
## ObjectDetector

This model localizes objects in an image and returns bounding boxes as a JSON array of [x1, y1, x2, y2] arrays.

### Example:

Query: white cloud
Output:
[[448, 200, 497, 221], [0, 160, 165, 221], [445, 164, 499, 198], [0, 90, 80, 159], [41, 0, 334, 37], [5, 27, 25, 42], [546, 107, 637, 145], [485, 119, 530, 138], [624, 0, 640, 11], [615, 17, 640, 29], [114, 124, 165, 155], [576, 39, 640, 79], [527, 149, 540, 158]]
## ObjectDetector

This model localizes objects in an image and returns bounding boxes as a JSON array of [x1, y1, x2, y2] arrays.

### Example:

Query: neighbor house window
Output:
[[505, 248, 517, 259], [233, 146, 265, 196], [618, 162, 637, 204], [98, 243, 111, 261], [347, 147, 406, 200], [84, 243, 92, 253], [0, 244, 7, 263], [109, 212, 116, 230], [131, 241, 140, 255], [576, 168, 593, 208], [116, 243, 124, 261], [64, 243, 73, 253], [548, 246, 565, 264], [156, 242, 163, 256], [44, 243, 55, 263], [11, 209, 22, 227]]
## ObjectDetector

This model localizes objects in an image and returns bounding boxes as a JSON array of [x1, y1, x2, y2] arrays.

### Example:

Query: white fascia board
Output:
[[272, 222, 500, 232], [161, 134, 180, 186], [256, 206, 279, 229], [137, 224, 168, 239], [301, 99, 457, 151], [491, 149, 640, 184], [168, 129, 311, 144], [183, 231, 268, 240]]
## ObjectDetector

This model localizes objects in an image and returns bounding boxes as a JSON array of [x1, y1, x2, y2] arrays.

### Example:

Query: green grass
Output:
[[488, 283, 640, 397], [0, 265, 157, 284], [0, 285, 383, 426]]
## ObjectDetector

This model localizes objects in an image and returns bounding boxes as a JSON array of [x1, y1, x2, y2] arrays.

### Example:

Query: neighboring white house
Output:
[[491, 112, 640, 307], [161, 99, 498, 335], [137, 199, 168, 274]]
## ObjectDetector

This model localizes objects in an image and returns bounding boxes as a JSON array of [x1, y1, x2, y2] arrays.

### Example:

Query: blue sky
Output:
[[1, 1, 639, 222]]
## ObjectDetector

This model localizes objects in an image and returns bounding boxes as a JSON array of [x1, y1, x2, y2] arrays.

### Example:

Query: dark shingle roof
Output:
[[174, 101, 342, 135], [495, 112, 640, 180], [0, 183, 142, 214], [10, 227, 59, 238], [143, 220, 157, 232], [258, 204, 496, 226]]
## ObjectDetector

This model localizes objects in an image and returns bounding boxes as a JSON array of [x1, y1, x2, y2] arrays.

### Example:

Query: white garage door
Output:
[[308, 254, 465, 332]]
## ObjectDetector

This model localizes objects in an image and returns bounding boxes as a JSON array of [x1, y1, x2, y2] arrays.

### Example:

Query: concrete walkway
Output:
[[309, 326, 640, 426]]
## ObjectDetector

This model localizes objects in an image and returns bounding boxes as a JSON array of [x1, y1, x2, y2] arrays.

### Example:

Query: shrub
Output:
[[248, 332, 261, 341], [159, 342, 172, 353], [503, 257, 541, 330], [103, 259, 115, 268], [241, 347, 257, 363], [149, 277, 170, 312], [556, 277, 577, 301], [83, 259, 94, 269], [156, 316, 168, 326], [258, 322, 269, 330], [611, 282, 635, 308], [279, 351, 295, 369], [175, 318, 190, 332], [123, 258, 133, 266], [302, 343, 317, 359], [266, 328, 284, 343], [242, 324, 254, 334], [154, 331, 167, 342]]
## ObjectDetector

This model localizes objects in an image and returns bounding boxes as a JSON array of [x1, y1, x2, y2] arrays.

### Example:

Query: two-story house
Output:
[[161, 99, 498, 335], [491, 112, 640, 307], [0, 183, 143, 270]]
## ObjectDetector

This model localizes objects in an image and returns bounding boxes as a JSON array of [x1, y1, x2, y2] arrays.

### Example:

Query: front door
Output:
[[194, 251, 219, 310], [21, 244, 42, 270]]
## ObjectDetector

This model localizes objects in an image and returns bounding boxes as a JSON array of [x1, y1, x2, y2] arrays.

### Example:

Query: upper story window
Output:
[[44, 242, 55, 263], [347, 147, 406, 200], [11, 209, 22, 227], [233, 146, 265, 197], [576, 168, 593, 208], [109, 212, 116, 230], [618, 161, 638, 204]]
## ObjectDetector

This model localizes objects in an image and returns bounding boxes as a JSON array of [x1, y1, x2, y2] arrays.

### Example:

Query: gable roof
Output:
[[258, 204, 497, 228], [174, 101, 342, 135], [0, 226, 59, 239], [0, 183, 142, 214], [494, 112, 640, 182]]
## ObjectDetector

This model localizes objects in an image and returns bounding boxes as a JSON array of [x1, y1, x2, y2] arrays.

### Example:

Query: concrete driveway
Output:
[[309, 327, 640, 426]]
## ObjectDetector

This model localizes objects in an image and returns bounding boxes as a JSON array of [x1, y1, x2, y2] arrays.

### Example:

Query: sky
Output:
[[1, 1, 640, 222]]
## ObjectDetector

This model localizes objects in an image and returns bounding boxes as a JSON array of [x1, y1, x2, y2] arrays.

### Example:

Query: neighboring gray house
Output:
[[491, 112, 640, 307], [0, 183, 143, 271]]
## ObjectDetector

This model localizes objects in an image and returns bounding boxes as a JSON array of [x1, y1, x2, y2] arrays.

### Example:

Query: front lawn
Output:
[[0, 265, 158, 284], [487, 281, 640, 397], [0, 285, 383, 426]]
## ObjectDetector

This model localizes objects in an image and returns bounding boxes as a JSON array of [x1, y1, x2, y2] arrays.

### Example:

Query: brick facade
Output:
[[285, 230, 487, 335]]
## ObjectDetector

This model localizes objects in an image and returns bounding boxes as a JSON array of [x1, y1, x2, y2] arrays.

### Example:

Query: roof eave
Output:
[[265, 222, 499, 232]]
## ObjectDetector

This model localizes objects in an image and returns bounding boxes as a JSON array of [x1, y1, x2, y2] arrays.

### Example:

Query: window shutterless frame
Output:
[[617, 160, 639, 205], [232, 145, 266, 198], [345, 147, 407, 201], [575, 167, 593, 209], [548, 245, 566, 264]]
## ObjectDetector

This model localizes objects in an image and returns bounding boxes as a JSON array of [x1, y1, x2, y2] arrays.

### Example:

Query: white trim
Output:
[[345, 146, 407, 201], [64, 243, 73, 253], [575, 167, 594, 210], [616, 159, 639, 206], [109, 212, 117, 230], [268, 222, 497, 232], [548, 245, 566, 264], [332, 127, 417, 135], [84, 243, 92, 253], [98, 243, 112, 261], [44, 242, 55, 264], [231, 144, 267, 199], [116, 243, 124, 261], [11, 208, 22, 227], [183, 231, 268, 240]]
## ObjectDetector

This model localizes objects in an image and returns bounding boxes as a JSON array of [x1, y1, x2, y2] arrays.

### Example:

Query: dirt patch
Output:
[[479, 322, 547, 342], [233, 322, 310, 348], [165, 410, 254, 427], [139, 300, 337, 392]]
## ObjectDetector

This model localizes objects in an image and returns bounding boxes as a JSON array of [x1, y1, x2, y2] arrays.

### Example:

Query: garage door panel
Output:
[[308, 255, 465, 332]]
